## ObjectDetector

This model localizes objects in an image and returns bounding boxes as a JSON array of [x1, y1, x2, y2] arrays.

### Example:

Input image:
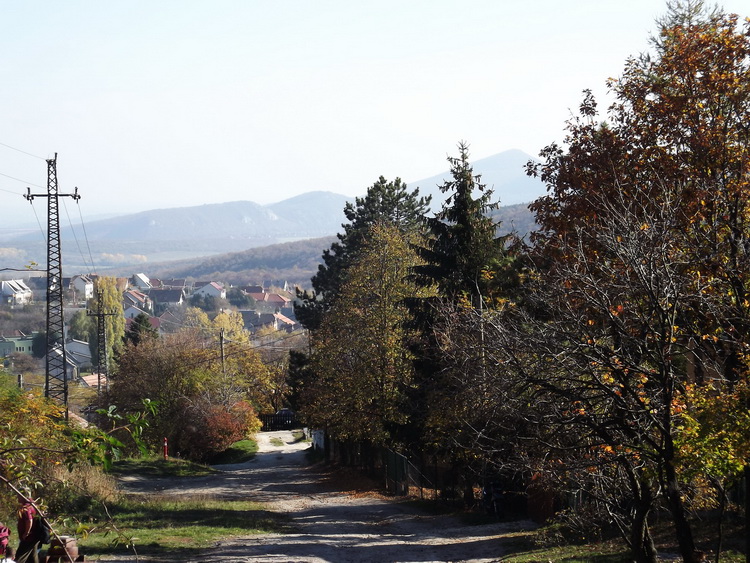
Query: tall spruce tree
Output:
[[412, 142, 504, 308], [294, 176, 431, 330]]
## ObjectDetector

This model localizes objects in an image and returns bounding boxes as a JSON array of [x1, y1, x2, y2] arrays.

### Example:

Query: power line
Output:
[[0, 141, 45, 160], [75, 202, 98, 275], [62, 198, 96, 275], [0, 171, 43, 188]]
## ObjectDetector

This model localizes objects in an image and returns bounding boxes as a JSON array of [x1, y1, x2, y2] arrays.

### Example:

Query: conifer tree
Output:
[[295, 176, 430, 330]]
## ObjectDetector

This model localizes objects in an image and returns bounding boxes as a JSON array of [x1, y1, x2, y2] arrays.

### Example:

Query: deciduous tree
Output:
[[516, 3, 750, 560], [304, 223, 432, 446]]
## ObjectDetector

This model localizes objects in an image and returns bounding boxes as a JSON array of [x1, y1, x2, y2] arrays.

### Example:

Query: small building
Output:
[[131, 273, 152, 291], [240, 310, 297, 333], [0, 280, 33, 306], [148, 288, 186, 311], [70, 275, 95, 302], [194, 281, 226, 300], [123, 289, 152, 312], [66, 339, 93, 370], [0, 334, 36, 357]]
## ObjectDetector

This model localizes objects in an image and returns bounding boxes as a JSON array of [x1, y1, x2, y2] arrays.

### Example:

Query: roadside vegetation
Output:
[[1, 2, 749, 562]]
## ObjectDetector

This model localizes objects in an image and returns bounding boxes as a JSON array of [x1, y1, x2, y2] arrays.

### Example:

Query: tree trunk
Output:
[[630, 489, 658, 563], [664, 461, 699, 563]]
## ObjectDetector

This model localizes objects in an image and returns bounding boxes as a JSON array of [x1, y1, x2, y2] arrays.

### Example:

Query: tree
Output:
[[516, 3, 750, 560], [413, 142, 506, 308], [472, 186, 708, 562], [304, 222, 432, 446], [295, 176, 431, 330], [68, 310, 93, 342], [407, 142, 515, 473], [123, 313, 158, 346], [227, 287, 254, 309], [109, 329, 265, 460], [212, 309, 249, 345], [87, 277, 125, 367]]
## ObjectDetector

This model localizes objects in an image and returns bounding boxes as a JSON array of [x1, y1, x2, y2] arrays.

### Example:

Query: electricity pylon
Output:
[[25, 153, 80, 408], [87, 290, 118, 396]]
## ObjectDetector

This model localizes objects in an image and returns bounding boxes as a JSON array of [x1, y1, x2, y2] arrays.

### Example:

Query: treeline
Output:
[[141, 207, 535, 288], [290, 4, 750, 563], [148, 236, 337, 287]]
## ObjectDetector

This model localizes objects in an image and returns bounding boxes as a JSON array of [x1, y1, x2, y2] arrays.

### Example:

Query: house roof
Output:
[[132, 273, 151, 287], [160, 278, 187, 289], [124, 316, 161, 331], [148, 288, 185, 304], [239, 310, 296, 331], [25, 277, 47, 290], [196, 281, 224, 293], [247, 291, 291, 304], [241, 285, 264, 294], [123, 289, 149, 306], [81, 373, 108, 388], [0, 280, 33, 295]]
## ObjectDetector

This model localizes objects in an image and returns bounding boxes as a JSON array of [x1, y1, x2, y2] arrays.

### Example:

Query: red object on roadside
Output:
[[163, 437, 168, 460]]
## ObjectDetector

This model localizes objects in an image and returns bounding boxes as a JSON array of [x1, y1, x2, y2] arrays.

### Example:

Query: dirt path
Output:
[[112, 431, 535, 562]]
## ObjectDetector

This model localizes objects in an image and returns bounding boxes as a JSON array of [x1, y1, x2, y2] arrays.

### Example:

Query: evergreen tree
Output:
[[124, 313, 158, 346], [295, 176, 430, 330], [412, 142, 505, 308]]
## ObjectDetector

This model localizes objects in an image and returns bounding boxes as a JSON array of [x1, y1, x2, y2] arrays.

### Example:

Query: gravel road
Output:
[[106, 431, 535, 562]]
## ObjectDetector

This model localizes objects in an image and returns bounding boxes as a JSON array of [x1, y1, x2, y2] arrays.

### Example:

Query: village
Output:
[[0, 273, 300, 387]]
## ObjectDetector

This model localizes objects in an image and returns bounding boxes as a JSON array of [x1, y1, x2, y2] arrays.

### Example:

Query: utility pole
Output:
[[220, 328, 226, 375], [24, 153, 80, 411], [87, 290, 118, 396]]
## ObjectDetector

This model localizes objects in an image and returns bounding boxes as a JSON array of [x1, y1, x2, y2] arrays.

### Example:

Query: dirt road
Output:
[[113, 431, 535, 562]]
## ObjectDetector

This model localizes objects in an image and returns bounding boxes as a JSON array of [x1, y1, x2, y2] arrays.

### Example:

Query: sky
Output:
[[1, 0, 748, 228]]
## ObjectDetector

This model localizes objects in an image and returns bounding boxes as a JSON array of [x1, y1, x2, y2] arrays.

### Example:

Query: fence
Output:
[[259, 412, 300, 431], [311, 433, 545, 519]]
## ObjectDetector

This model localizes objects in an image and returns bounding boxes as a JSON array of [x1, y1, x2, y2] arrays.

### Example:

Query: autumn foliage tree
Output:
[[87, 277, 125, 367], [304, 222, 433, 446], [509, 2, 750, 561], [107, 329, 264, 461]]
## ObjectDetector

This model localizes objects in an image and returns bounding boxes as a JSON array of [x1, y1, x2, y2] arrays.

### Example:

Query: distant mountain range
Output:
[[0, 149, 545, 274], [411, 149, 547, 211]]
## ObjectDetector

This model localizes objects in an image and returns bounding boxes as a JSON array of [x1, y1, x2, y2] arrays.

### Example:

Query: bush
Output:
[[175, 401, 262, 462], [42, 463, 120, 514]]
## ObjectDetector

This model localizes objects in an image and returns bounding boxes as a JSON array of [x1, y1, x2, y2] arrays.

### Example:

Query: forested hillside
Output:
[[146, 236, 337, 287], [130, 204, 535, 287]]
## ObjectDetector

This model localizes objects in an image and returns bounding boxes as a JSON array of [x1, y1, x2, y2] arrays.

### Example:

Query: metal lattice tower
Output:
[[87, 290, 117, 396], [25, 153, 80, 407]]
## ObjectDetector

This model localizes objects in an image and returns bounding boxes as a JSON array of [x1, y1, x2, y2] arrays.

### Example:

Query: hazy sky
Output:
[[1, 1, 747, 227]]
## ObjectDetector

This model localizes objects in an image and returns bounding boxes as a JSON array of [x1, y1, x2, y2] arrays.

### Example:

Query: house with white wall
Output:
[[0, 280, 33, 306], [71, 275, 95, 302], [194, 281, 226, 300]]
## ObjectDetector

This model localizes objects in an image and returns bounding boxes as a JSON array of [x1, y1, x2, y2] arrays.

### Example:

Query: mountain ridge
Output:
[[0, 149, 544, 273]]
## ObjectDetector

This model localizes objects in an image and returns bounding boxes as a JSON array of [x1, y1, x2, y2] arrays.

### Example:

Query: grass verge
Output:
[[79, 494, 287, 560], [108, 456, 216, 478], [209, 439, 259, 465]]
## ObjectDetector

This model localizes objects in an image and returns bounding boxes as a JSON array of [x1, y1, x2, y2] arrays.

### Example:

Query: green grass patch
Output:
[[209, 439, 259, 465], [269, 437, 284, 447], [108, 456, 215, 478], [291, 429, 310, 443], [78, 494, 288, 559]]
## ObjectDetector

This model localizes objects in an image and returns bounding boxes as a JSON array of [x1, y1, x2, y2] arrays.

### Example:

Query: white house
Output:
[[131, 273, 151, 291], [71, 275, 95, 302], [0, 280, 33, 306], [194, 281, 226, 300], [124, 305, 149, 319]]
